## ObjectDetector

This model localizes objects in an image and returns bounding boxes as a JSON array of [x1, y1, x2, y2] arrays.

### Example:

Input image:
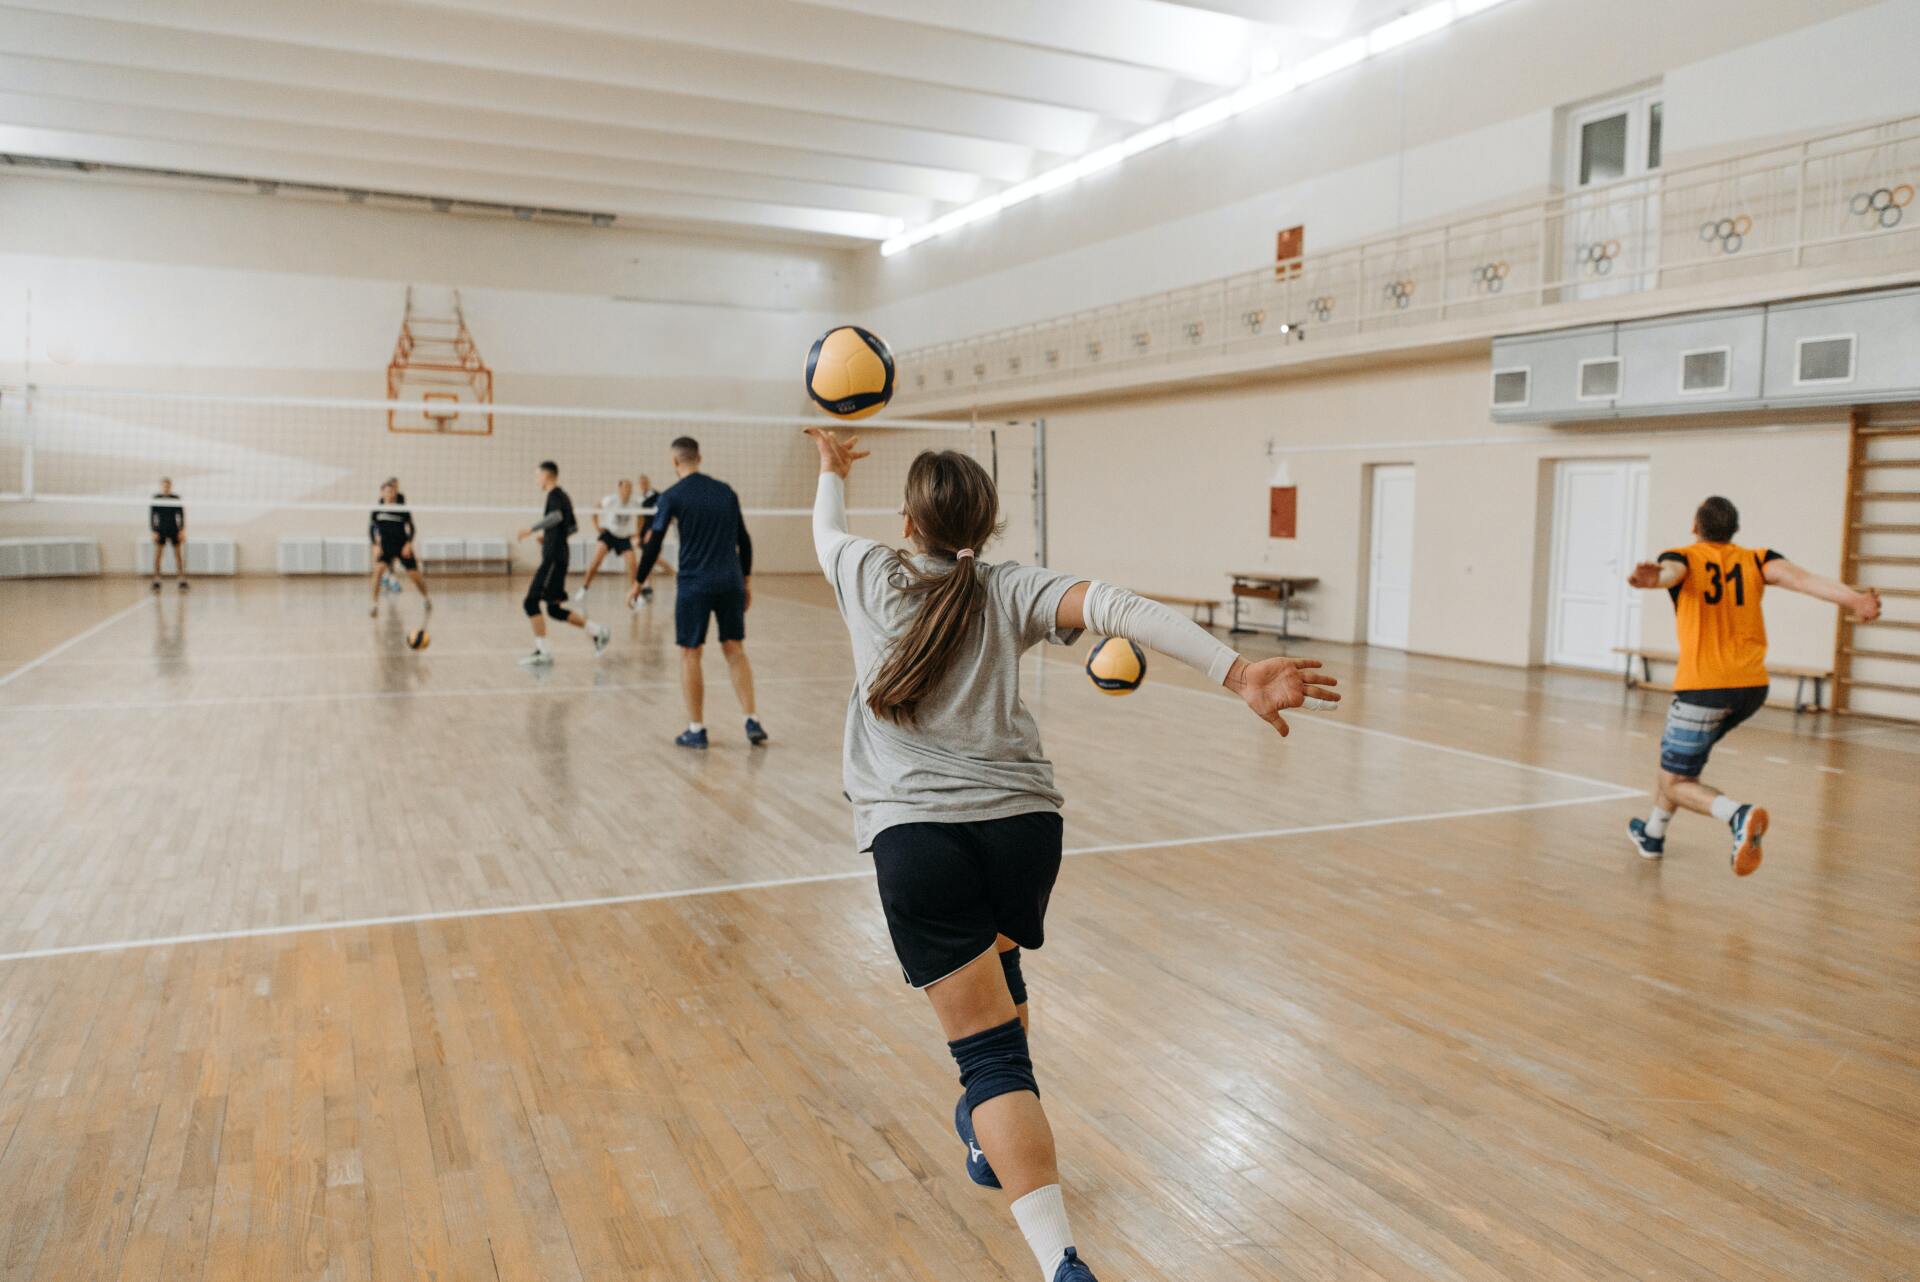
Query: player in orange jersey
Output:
[[1624, 496, 1880, 875]]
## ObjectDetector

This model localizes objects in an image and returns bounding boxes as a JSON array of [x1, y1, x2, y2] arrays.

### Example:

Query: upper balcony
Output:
[[893, 113, 1920, 416]]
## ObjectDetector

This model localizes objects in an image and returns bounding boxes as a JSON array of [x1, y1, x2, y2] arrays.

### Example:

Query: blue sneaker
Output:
[[744, 717, 768, 746], [1054, 1247, 1097, 1281], [1729, 803, 1768, 877], [674, 727, 708, 750], [952, 1094, 1000, 1189], [1627, 817, 1665, 860]]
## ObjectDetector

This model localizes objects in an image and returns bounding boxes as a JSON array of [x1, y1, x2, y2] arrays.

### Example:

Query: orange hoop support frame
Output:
[[387, 286, 495, 435]]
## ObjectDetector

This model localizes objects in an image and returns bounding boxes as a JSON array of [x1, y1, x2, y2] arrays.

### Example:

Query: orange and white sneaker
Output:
[[1729, 804, 1768, 876]]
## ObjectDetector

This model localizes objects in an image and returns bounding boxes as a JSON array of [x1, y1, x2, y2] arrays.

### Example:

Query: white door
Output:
[[1547, 459, 1650, 670], [1562, 90, 1663, 300], [1367, 465, 1415, 650]]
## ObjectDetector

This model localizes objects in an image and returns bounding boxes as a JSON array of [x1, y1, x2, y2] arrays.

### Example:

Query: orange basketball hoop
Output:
[[387, 286, 494, 435]]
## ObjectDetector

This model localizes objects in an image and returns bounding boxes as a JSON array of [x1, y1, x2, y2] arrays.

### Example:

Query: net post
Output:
[[1031, 417, 1048, 567], [20, 384, 34, 502]]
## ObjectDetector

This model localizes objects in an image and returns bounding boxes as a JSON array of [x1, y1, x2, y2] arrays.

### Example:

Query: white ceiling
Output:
[[0, 0, 1406, 246]]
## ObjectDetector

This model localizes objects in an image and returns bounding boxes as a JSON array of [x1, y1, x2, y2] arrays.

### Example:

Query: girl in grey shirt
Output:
[[807, 427, 1339, 1282]]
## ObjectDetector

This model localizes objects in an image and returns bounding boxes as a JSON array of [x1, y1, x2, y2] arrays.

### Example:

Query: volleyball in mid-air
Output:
[[1085, 637, 1146, 695], [806, 325, 894, 420], [406, 628, 430, 651]]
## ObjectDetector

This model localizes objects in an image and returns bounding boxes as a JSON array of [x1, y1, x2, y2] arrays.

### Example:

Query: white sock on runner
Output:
[[1710, 795, 1741, 823], [1645, 807, 1674, 838], [1011, 1184, 1074, 1281]]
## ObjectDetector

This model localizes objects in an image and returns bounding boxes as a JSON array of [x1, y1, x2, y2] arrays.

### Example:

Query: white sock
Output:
[[688, 722, 705, 733], [1710, 795, 1741, 823], [1010, 1185, 1074, 1281], [534, 637, 551, 655], [1645, 807, 1674, 838]]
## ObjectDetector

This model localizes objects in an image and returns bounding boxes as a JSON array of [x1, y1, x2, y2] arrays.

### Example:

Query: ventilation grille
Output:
[[1491, 368, 1530, 407], [1578, 357, 1621, 399], [1681, 348, 1730, 393], [1797, 335, 1855, 383]]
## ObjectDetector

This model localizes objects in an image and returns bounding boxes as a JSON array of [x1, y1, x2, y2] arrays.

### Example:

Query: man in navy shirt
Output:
[[634, 437, 766, 748]]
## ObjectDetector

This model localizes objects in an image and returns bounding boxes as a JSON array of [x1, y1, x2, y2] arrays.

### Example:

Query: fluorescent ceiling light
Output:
[[1122, 121, 1176, 157], [1171, 97, 1237, 137], [1293, 36, 1366, 85], [1233, 71, 1298, 113], [1369, 2, 1454, 55], [1455, 0, 1511, 14]]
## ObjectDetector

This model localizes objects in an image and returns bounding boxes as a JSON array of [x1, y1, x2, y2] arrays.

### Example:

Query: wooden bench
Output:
[[1144, 593, 1225, 629], [1228, 572, 1318, 640], [1611, 646, 1833, 713]]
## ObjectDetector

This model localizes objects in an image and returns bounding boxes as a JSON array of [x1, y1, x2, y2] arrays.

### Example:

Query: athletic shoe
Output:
[[640, 585, 654, 602], [1053, 1248, 1097, 1281], [592, 623, 611, 655], [517, 650, 553, 667], [177, 580, 189, 591], [151, 580, 162, 592], [369, 605, 379, 618], [674, 727, 708, 750], [952, 1094, 1000, 1189], [573, 586, 588, 604], [1626, 818, 1665, 859], [1729, 804, 1768, 877], [745, 717, 768, 746]]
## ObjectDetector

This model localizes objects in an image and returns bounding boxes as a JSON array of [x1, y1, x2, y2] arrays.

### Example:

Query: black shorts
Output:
[[674, 579, 745, 648], [376, 543, 417, 571], [152, 529, 181, 546], [870, 810, 1064, 988], [597, 529, 634, 555], [523, 545, 570, 616], [1659, 686, 1769, 776]]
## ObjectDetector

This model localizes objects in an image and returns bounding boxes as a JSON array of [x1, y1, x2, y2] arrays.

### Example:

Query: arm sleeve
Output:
[[403, 510, 414, 540], [1762, 548, 1784, 563], [1083, 581, 1239, 685], [737, 508, 753, 578], [635, 525, 663, 582], [528, 509, 562, 533], [369, 511, 379, 541]]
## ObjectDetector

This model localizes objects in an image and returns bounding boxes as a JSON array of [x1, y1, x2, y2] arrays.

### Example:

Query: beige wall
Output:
[[1039, 353, 1849, 691]]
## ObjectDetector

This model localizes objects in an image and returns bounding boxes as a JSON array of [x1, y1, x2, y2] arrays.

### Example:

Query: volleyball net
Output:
[[0, 386, 1000, 517]]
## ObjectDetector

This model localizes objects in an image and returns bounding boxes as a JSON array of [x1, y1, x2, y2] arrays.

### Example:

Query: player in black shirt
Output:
[[514, 460, 610, 666], [368, 477, 431, 618], [149, 476, 188, 591]]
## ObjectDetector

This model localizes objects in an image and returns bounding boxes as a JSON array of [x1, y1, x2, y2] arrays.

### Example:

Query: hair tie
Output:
[[955, 548, 975, 559]]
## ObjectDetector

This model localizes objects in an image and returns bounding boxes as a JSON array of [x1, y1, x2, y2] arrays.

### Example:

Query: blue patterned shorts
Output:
[[1659, 687, 1769, 777]]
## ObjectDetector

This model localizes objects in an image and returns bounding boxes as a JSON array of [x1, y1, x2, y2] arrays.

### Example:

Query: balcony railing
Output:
[[896, 113, 1920, 404]]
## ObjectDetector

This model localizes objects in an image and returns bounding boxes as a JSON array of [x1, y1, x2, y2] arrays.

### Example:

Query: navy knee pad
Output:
[[948, 1017, 1038, 1114], [544, 599, 572, 622], [522, 595, 543, 618], [999, 947, 1028, 1007]]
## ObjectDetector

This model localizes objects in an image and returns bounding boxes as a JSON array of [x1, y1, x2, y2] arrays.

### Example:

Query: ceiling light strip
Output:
[[881, 0, 1509, 257]]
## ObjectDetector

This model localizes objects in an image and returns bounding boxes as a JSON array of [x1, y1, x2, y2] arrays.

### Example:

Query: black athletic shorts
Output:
[[674, 578, 746, 648], [870, 809, 1064, 988], [152, 529, 181, 546], [597, 529, 634, 555], [523, 545, 570, 616], [376, 541, 417, 571]]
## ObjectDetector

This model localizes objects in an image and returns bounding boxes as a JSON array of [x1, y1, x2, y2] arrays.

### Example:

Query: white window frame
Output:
[[1793, 333, 1857, 386], [1491, 366, 1531, 408], [1576, 355, 1622, 402], [1677, 344, 1733, 396]]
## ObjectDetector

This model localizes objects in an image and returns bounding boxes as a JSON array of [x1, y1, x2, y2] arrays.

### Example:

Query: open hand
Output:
[[1227, 655, 1340, 737], [806, 427, 871, 477], [1626, 561, 1664, 589]]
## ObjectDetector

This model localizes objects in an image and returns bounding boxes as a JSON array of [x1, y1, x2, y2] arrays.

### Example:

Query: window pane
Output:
[[1647, 101, 1663, 170], [1580, 113, 1628, 186]]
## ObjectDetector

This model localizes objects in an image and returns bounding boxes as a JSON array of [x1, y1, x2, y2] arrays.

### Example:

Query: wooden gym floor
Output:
[[0, 575, 1914, 1281]]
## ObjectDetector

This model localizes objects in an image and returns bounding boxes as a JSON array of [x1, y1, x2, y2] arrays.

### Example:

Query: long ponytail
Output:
[[866, 450, 1000, 723]]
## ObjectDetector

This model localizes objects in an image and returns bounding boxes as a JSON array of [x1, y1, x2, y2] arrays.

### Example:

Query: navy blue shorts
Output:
[[1659, 686, 1768, 777], [674, 579, 745, 649]]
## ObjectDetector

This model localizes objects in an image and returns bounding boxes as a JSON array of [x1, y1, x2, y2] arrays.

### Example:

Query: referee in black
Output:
[[149, 476, 188, 591], [515, 460, 609, 665]]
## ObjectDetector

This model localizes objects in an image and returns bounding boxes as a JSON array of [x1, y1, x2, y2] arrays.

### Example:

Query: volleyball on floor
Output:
[[806, 325, 894, 420], [407, 628, 430, 651], [1086, 637, 1146, 695]]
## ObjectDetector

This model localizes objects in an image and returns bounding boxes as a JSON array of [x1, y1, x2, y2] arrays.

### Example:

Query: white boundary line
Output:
[[0, 790, 1633, 965], [0, 596, 153, 690], [0, 673, 850, 714]]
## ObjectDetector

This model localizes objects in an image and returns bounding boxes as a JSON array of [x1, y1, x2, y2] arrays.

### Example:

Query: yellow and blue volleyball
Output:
[[1086, 636, 1146, 695], [406, 628, 430, 651], [806, 325, 894, 420]]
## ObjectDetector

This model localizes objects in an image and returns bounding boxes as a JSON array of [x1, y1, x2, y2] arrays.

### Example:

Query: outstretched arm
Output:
[[807, 428, 872, 572], [1628, 560, 1686, 590], [1055, 581, 1340, 737], [1764, 558, 1881, 620]]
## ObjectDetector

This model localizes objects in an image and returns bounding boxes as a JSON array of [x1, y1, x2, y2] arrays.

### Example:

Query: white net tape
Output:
[[0, 386, 986, 521]]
